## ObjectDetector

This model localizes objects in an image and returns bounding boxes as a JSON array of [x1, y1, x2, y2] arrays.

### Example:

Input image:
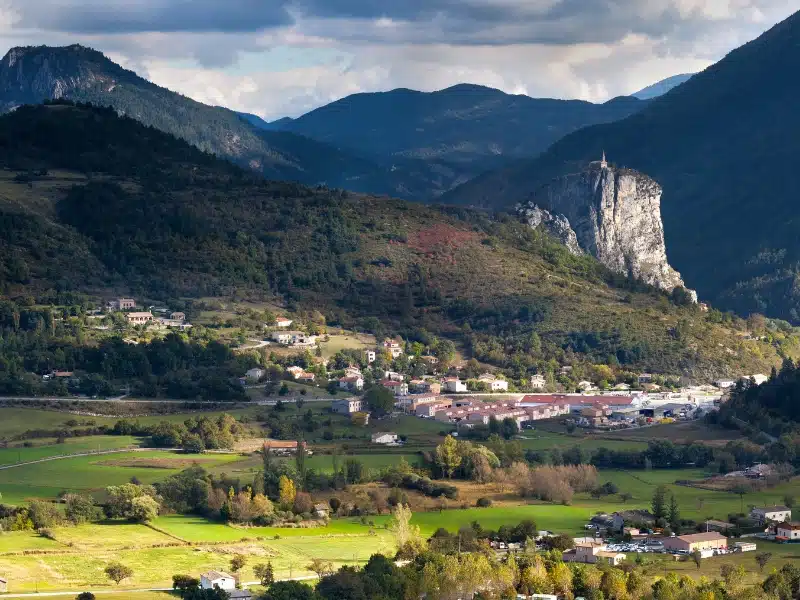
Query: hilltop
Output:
[[0, 102, 793, 379], [442, 10, 800, 323], [273, 84, 646, 196]]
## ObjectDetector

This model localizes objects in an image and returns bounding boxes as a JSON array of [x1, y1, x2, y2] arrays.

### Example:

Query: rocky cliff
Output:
[[519, 161, 692, 295]]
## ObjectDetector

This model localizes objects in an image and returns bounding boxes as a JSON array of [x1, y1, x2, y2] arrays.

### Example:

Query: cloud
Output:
[[9, 0, 291, 33]]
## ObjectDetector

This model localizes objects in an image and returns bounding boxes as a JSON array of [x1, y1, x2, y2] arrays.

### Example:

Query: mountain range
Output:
[[0, 45, 647, 199], [443, 10, 800, 323], [632, 74, 695, 100], [0, 102, 782, 378]]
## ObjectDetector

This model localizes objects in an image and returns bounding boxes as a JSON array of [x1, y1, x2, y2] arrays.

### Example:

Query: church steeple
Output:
[[601, 151, 607, 168]]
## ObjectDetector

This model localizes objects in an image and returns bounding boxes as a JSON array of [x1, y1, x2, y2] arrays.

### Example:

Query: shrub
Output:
[[476, 497, 492, 508]]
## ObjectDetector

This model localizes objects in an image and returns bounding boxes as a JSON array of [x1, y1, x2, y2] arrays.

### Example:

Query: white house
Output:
[[286, 366, 305, 378], [714, 379, 736, 389], [751, 505, 792, 524], [371, 432, 399, 445], [383, 339, 404, 358], [577, 380, 595, 391], [478, 374, 509, 392], [444, 378, 468, 393], [245, 368, 265, 381], [275, 318, 293, 328], [344, 365, 362, 378], [363, 350, 376, 363], [170, 312, 186, 321], [382, 380, 409, 396], [332, 398, 364, 414], [201, 571, 236, 591], [270, 331, 317, 347], [339, 376, 364, 392], [529, 374, 546, 389], [384, 370, 404, 382], [777, 522, 800, 540], [637, 373, 653, 384]]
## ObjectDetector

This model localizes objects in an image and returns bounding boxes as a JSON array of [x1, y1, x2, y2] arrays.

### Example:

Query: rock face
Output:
[[518, 204, 583, 256], [520, 160, 692, 296]]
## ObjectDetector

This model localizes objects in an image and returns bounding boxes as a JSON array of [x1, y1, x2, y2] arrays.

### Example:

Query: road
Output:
[[1, 576, 318, 598]]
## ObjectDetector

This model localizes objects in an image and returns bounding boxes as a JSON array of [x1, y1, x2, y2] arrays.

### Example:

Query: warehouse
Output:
[[663, 532, 728, 553]]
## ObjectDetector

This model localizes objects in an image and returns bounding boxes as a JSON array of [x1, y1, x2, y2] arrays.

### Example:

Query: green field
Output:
[[517, 431, 648, 452], [0, 435, 143, 466], [0, 449, 243, 505]]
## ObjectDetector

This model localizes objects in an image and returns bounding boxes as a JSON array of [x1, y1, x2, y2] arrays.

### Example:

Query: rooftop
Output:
[[753, 505, 790, 512], [201, 570, 232, 580], [676, 532, 727, 542]]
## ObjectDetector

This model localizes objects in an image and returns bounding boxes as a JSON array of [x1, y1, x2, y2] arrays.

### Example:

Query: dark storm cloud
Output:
[[12, 0, 292, 34]]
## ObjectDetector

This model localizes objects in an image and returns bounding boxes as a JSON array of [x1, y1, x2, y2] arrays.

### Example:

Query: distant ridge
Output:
[[632, 74, 695, 100]]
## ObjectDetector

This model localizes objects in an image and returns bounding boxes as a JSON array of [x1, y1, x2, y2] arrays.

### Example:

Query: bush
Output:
[[476, 497, 492, 507]]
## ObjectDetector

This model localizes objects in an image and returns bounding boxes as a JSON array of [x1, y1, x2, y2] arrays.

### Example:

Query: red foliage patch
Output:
[[407, 224, 478, 255]]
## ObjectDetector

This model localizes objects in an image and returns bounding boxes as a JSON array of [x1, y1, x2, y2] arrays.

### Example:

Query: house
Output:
[[745, 374, 769, 385], [170, 312, 186, 321], [245, 368, 265, 381], [363, 350, 376, 363], [0, 577, 6, 593], [158, 318, 193, 330], [409, 380, 441, 394], [577, 380, 595, 391], [125, 312, 154, 325], [344, 365, 362, 378], [314, 503, 330, 518], [382, 339, 404, 358], [201, 571, 236, 591], [663, 532, 727, 553], [530, 374, 546, 389], [443, 378, 468, 393], [613, 383, 631, 391], [286, 366, 305, 378], [371, 432, 399, 445], [263, 440, 311, 456], [776, 522, 800, 541], [332, 398, 364, 414], [714, 379, 736, 389], [384, 370, 404, 382], [479, 374, 509, 392], [108, 297, 136, 311], [751, 506, 792, 524], [271, 331, 317, 346], [415, 401, 452, 418], [562, 541, 624, 565], [275, 318, 294, 328], [382, 380, 409, 396], [296, 372, 315, 382], [420, 355, 439, 365], [637, 373, 653, 384], [560, 365, 573, 375], [338, 376, 364, 392]]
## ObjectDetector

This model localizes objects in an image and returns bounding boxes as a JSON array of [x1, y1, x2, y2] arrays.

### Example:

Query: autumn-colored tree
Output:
[[435, 435, 462, 478], [278, 475, 296, 508]]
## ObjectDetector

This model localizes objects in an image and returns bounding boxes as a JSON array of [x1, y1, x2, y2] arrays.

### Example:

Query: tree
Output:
[[254, 562, 275, 587], [691, 550, 702, 570], [104, 562, 133, 585], [783, 494, 795, 509], [28, 500, 62, 529], [731, 484, 750, 512], [668, 494, 680, 533], [278, 474, 296, 508], [76, 593, 96, 600], [651, 485, 667, 521], [64, 493, 97, 524], [435, 435, 462, 478], [363, 386, 395, 416], [230, 554, 246, 573], [130, 495, 160, 522], [389, 503, 424, 557], [755, 552, 772, 572], [293, 491, 314, 515], [307, 558, 334, 580], [620, 492, 633, 504], [172, 574, 200, 596], [261, 581, 318, 600]]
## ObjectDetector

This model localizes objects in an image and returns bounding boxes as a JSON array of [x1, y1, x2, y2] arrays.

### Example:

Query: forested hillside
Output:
[[0, 102, 793, 379], [275, 84, 646, 196], [442, 9, 800, 323]]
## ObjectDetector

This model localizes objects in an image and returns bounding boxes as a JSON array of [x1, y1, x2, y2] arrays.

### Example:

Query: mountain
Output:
[[0, 44, 423, 196], [236, 112, 294, 131], [442, 10, 800, 323], [273, 84, 648, 196], [632, 74, 695, 100], [0, 102, 787, 378], [518, 160, 689, 294]]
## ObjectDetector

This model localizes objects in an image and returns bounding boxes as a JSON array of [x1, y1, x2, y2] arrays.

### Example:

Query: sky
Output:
[[0, 1, 796, 120]]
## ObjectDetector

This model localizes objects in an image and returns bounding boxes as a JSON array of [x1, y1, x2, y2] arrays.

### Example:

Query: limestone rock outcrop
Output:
[[518, 204, 582, 256], [519, 158, 693, 296]]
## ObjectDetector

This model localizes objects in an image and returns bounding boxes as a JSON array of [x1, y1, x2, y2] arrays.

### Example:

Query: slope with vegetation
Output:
[[274, 84, 646, 196], [443, 10, 800, 323], [0, 102, 793, 381]]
